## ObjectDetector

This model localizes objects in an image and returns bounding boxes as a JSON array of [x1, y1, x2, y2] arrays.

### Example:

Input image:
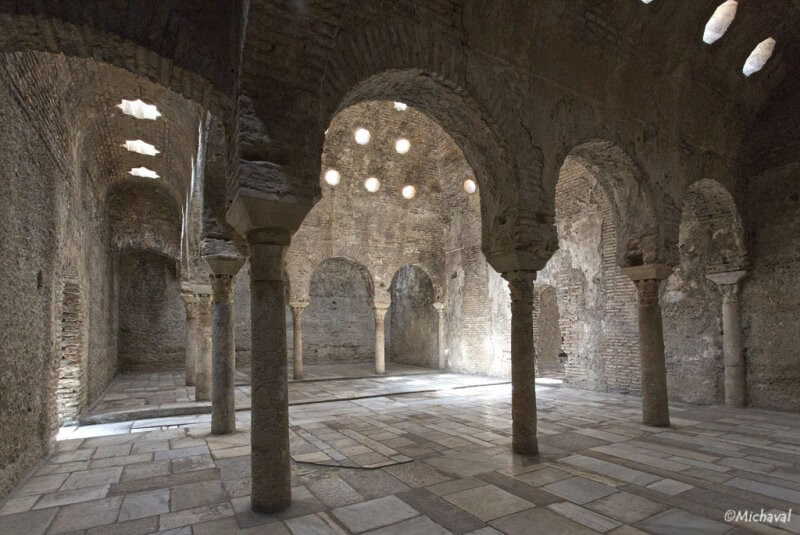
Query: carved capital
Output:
[[503, 270, 536, 305], [632, 278, 662, 307], [718, 283, 742, 304], [290, 300, 310, 318], [181, 293, 201, 320], [374, 302, 390, 322], [707, 271, 746, 304], [433, 301, 446, 316], [209, 273, 236, 303]]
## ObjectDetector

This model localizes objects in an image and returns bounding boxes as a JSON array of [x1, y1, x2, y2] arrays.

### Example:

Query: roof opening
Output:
[[129, 167, 159, 179], [123, 139, 160, 156], [703, 1, 738, 45], [117, 99, 161, 120], [743, 38, 776, 76]]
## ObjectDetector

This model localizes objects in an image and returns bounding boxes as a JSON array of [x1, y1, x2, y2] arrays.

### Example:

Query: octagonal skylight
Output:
[[354, 128, 371, 145], [123, 139, 160, 156], [117, 99, 161, 120], [464, 179, 477, 194], [402, 185, 416, 199], [324, 169, 341, 186], [364, 177, 381, 192], [395, 138, 411, 154], [129, 166, 159, 179], [393, 101, 408, 111]]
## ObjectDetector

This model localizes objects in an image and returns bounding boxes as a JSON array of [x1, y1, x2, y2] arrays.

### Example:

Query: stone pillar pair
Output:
[[707, 271, 748, 408], [180, 285, 212, 401]]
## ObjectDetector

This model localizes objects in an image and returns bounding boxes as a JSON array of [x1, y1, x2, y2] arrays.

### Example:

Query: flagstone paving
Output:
[[2, 376, 799, 534]]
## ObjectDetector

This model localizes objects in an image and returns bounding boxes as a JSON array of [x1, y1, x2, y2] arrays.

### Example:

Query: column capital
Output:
[[706, 270, 747, 287], [247, 229, 289, 282], [433, 301, 446, 314], [209, 273, 236, 303], [621, 263, 673, 282], [289, 300, 310, 311], [374, 302, 390, 321], [503, 270, 536, 304]]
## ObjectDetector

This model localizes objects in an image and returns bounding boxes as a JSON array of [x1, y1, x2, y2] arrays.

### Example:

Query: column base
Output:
[[251, 496, 291, 514], [512, 437, 539, 456]]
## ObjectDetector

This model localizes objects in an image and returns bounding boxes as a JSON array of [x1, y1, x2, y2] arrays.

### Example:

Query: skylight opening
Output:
[[401, 185, 416, 199], [123, 139, 160, 156], [395, 138, 411, 154], [703, 1, 738, 45], [743, 38, 776, 77], [354, 128, 371, 145], [324, 169, 341, 186], [364, 177, 381, 192], [393, 101, 408, 111], [640, 0, 654, 4], [117, 99, 161, 120], [463, 179, 477, 194], [129, 167, 159, 179]]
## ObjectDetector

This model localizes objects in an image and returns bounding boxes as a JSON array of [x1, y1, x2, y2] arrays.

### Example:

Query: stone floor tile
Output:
[[464, 528, 503, 535], [169, 480, 228, 511], [0, 494, 39, 515], [118, 488, 170, 521], [363, 515, 453, 535], [93, 443, 133, 459], [153, 445, 210, 460], [645, 478, 694, 496], [15, 473, 69, 496], [61, 467, 123, 490], [33, 484, 110, 509], [382, 461, 452, 487], [425, 477, 485, 496], [332, 495, 419, 533], [0, 507, 58, 535], [158, 502, 235, 531], [340, 470, 410, 499], [725, 476, 800, 504], [559, 455, 660, 486], [489, 506, 597, 535], [306, 476, 364, 508], [171, 454, 216, 473], [585, 491, 668, 524], [548, 501, 622, 532], [120, 459, 171, 482], [513, 466, 571, 487], [608, 526, 650, 535], [85, 515, 158, 534], [131, 440, 170, 454], [635, 508, 729, 535], [47, 495, 123, 534], [36, 461, 90, 476], [397, 487, 484, 534], [443, 485, 533, 522], [191, 516, 240, 535], [89, 453, 153, 469], [542, 476, 618, 505], [285, 512, 348, 534]]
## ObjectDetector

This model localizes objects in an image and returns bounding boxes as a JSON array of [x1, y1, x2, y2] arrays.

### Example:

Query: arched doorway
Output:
[[534, 285, 563, 375], [304, 258, 375, 365], [388, 265, 437, 368]]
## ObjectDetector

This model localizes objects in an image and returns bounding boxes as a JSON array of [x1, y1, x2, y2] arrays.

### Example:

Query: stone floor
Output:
[[4, 376, 800, 534], [81, 364, 511, 424]]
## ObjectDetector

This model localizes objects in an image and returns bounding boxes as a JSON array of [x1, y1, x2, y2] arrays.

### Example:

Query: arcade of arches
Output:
[[1, 2, 799, 534]]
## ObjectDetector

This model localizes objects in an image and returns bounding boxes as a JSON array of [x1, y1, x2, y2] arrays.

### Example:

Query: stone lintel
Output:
[[226, 187, 315, 239], [622, 263, 673, 281], [706, 270, 747, 286]]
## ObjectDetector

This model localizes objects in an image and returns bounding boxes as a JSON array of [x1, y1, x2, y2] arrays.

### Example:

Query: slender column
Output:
[[433, 302, 447, 369], [374, 303, 390, 375], [180, 291, 199, 387], [503, 270, 538, 456], [194, 290, 213, 402], [707, 271, 747, 408], [289, 301, 309, 380], [206, 258, 244, 435], [249, 232, 291, 513], [623, 263, 672, 427]]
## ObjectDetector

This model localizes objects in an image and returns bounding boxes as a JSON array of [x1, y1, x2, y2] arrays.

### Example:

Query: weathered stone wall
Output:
[[388, 265, 437, 367], [662, 203, 725, 405], [304, 258, 375, 364], [117, 251, 186, 371], [538, 158, 640, 393], [742, 166, 800, 411]]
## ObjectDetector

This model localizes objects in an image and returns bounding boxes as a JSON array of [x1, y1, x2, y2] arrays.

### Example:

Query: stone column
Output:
[[707, 271, 747, 408], [180, 291, 199, 387], [503, 270, 538, 456], [374, 303, 390, 375], [433, 302, 447, 369], [194, 290, 213, 402], [622, 263, 673, 427], [289, 301, 309, 380], [206, 258, 244, 435], [248, 231, 291, 514]]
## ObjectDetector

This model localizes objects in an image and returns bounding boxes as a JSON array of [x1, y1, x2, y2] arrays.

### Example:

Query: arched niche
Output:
[[388, 265, 437, 368]]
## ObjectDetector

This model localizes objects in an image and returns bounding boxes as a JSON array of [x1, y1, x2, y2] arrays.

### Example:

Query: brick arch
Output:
[[106, 181, 183, 261], [558, 139, 663, 267], [681, 178, 747, 272], [387, 262, 443, 304], [299, 256, 376, 308], [0, 8, 234, 116]]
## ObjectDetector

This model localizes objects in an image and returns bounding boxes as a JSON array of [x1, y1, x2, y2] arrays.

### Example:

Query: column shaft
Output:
[[433, 302, 446, 369], [195, 293, 213, 401], [290, 303, 308, 380], [374, 305, 389, 375], [633, 279, 670, 427], [182, 298, 198, 387], [708, 272, 747, 408], [210, 274, 237, 434], [250, 241, 291, 513], [505, 271, 538, 456]]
